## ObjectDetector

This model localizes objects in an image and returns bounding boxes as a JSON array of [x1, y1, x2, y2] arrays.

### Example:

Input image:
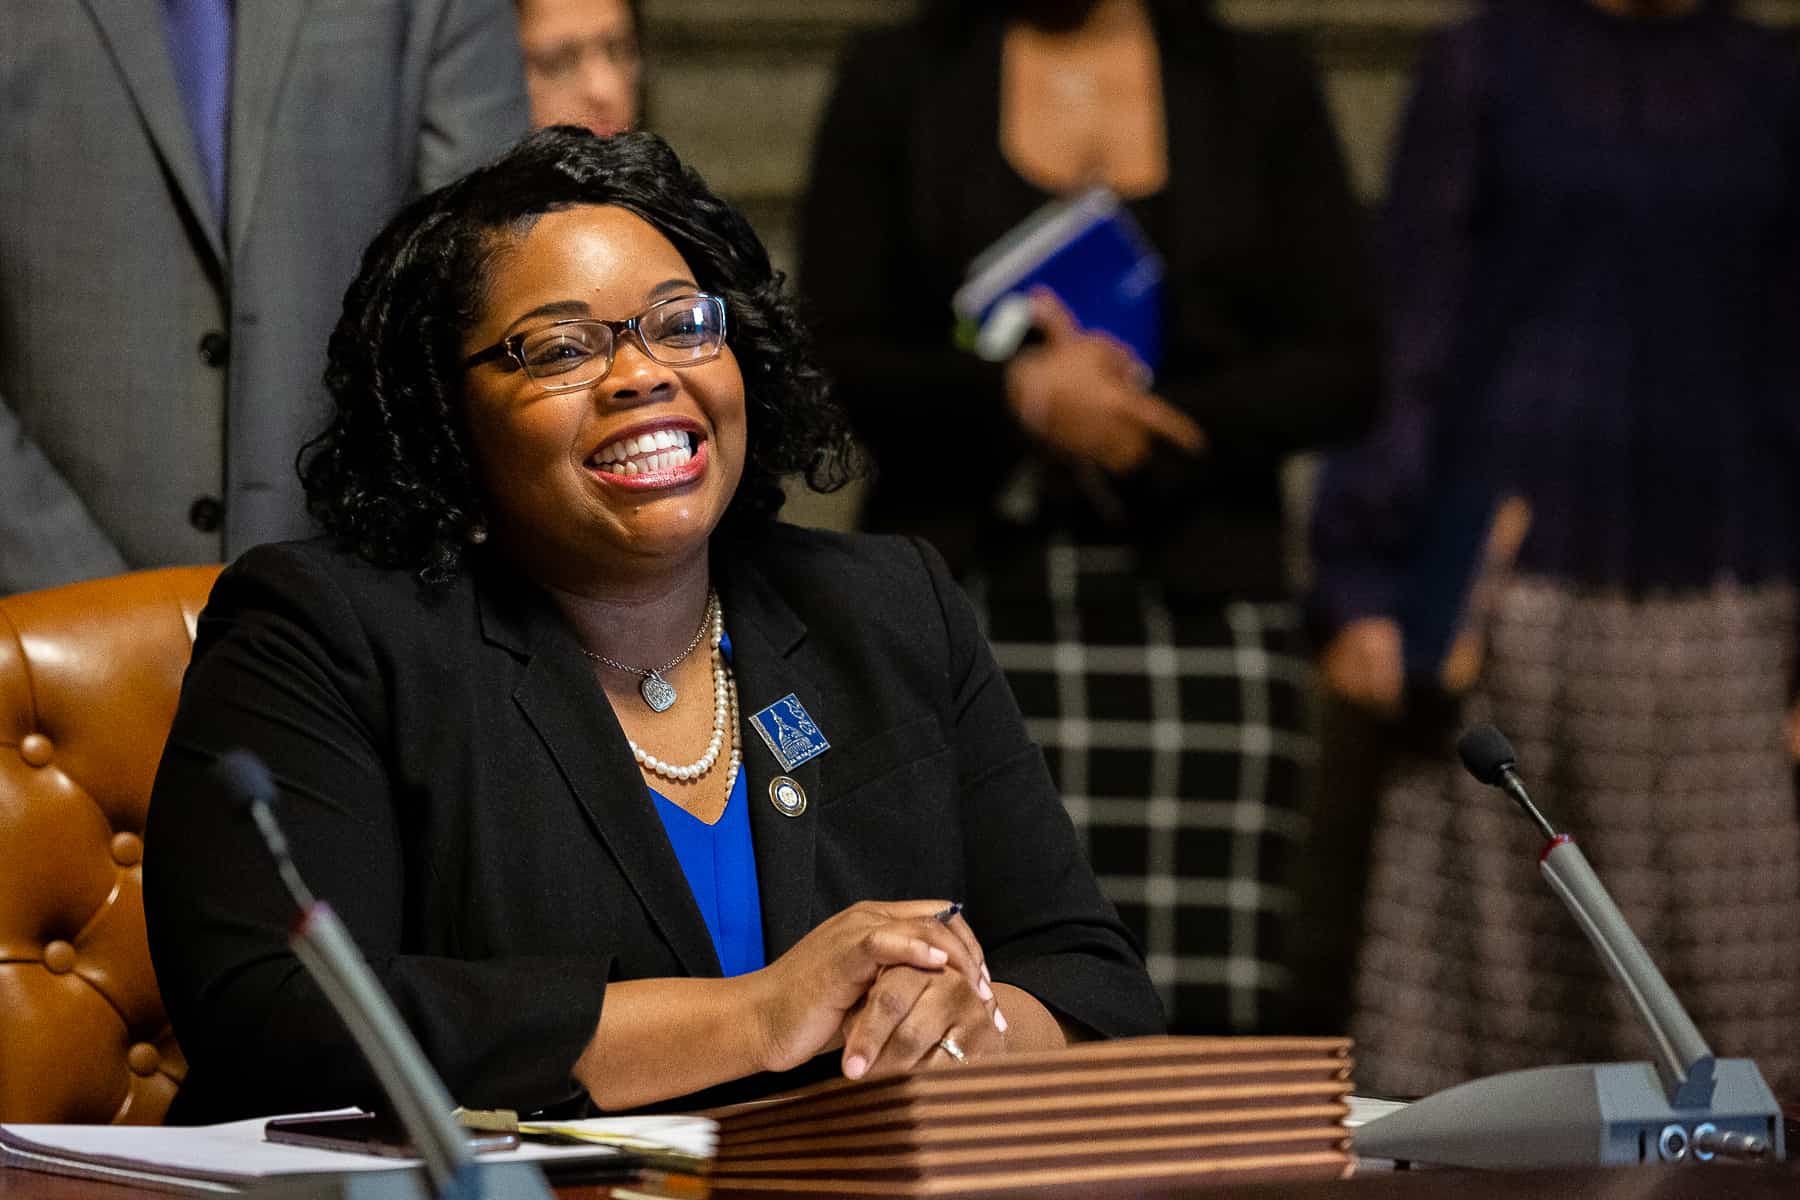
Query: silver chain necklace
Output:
[[581, 590, 718, 713]]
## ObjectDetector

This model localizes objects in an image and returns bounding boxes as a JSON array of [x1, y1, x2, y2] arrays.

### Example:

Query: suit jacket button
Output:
[[197, 330, 230, 367], [188, 495, 224, 532]]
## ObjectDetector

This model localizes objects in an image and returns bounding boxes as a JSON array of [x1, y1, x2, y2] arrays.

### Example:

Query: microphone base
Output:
[[243, 1161, 555, 1199], [1354, 1059, 1783, 1170]]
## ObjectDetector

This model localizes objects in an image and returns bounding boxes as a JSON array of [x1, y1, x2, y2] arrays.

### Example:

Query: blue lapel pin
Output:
[[749, 693, 830, 772]]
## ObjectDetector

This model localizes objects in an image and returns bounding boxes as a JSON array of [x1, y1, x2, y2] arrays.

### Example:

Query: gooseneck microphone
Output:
[[218, 750, 553, 1200], [1454, 723, 1554, 840], [1353, 725, 1781, 1170], [1453, 725, 1712, 1107]]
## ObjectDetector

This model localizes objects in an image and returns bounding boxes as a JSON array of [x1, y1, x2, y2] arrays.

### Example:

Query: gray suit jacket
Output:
[[0, 1, 529, 593]]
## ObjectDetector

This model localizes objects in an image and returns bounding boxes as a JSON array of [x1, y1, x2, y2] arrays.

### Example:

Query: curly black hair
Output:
[[299, 127, 856, 581]]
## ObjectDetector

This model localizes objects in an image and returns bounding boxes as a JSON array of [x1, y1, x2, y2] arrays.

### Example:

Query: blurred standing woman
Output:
[[145, 129, 1162, 1122], [1313, 0, 1800, 1096], [800, 0, 1379, 1033]]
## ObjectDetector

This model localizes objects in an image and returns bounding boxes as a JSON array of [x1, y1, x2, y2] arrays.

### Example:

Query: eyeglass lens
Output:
[[517, 295, 723, 387]]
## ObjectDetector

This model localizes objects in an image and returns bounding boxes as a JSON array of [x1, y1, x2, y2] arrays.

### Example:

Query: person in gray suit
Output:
[[0, 1, 530, 594]]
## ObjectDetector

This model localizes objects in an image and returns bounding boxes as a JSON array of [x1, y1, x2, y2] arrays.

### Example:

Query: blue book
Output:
[[952, 188, 1165, 378], [1399, 490, 1532, 694]]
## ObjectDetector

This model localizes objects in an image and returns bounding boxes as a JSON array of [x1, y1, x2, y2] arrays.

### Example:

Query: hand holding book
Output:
[[1005, 289, 1203, 474]]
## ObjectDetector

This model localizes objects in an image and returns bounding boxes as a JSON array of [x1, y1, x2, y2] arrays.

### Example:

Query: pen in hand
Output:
[[931, 902, 1002, 1022]]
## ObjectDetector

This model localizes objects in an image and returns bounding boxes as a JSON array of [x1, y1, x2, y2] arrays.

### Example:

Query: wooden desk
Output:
[[6, 1162, 1800, 1199]]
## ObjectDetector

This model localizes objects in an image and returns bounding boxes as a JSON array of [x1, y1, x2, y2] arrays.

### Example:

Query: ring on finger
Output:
[[936, 1035, 968, 1065]]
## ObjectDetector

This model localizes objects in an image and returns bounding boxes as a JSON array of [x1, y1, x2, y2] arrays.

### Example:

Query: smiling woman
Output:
[[457, 207, 749, 595], [142, 128, 1163, 1124], [301, 130, 842, 586]]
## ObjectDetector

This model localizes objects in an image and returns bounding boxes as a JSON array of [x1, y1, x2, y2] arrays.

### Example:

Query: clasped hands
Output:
[[1004, 288, 1204, 473], [751, 899, 1006, 1082]]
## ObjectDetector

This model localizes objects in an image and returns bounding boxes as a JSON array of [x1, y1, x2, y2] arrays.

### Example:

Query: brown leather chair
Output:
[[0, 565, 220, 1123]]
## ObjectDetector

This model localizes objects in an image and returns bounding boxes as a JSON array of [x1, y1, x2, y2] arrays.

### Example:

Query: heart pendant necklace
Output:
[[582, 590, 718, 713]]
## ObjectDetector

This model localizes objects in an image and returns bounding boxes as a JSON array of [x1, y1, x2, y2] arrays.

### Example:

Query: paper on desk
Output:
[[516, 1115, 714, 1157], [0, 1108, 715, 1187], [1344, 1095, 1408, 1128]]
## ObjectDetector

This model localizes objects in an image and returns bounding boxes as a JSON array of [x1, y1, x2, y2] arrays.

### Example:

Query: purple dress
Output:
[[1313, 0, 1800, 1097], [1316, 0, 1799, 618]]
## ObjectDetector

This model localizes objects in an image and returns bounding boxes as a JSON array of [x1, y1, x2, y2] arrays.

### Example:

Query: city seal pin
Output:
[[768, 775, 808, 818]]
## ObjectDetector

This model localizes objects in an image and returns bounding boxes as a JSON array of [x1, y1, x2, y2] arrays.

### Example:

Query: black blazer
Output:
[[798, 10, 1380, 598], [144, 524, 1163, 1123]]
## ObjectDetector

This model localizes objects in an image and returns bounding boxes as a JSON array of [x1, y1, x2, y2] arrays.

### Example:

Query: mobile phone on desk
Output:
[[264, 1111, 519, 1157]]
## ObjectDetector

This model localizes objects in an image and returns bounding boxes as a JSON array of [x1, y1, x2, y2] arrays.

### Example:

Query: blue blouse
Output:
[[648, 632, 767, 977]]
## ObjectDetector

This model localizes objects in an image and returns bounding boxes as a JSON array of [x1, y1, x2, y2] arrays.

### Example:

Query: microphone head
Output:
[[213, 748, 278, 811], [1456, 723, 1518, 787]]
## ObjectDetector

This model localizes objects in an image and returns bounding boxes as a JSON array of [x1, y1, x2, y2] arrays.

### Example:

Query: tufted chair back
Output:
[[0, 565, 221, 1124]]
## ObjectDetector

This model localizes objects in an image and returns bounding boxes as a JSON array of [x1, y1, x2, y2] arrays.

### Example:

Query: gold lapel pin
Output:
[[768, 775, 807, 818]]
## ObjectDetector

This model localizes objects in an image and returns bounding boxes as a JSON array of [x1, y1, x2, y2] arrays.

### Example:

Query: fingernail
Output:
[[977, 978, 993, 1001], [994, 1009, 1009, 1033], [981, 962, 991, 983], [927, 946, 949, 964], [845, 1055, 868, 1079]]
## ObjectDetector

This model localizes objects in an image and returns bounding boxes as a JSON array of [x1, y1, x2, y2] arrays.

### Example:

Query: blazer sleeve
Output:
[[910, 536, 1166, 1038], [145, 547, 607, 1118], [413, 0, 530, 193], [0, 388, 127, 594]]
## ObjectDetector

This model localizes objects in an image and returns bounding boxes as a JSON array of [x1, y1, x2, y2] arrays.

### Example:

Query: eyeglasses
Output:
[[461, 293, 727, 392]]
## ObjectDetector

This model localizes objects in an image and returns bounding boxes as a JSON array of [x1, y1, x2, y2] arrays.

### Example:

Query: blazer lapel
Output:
[[477, 569, 721, 978], [80, 0, 225, 265], [228, 0, 310, 258], [717, 555, 821, 962]]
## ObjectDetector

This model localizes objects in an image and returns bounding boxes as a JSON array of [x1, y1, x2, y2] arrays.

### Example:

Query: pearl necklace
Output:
[[626, 596, 742, 791]]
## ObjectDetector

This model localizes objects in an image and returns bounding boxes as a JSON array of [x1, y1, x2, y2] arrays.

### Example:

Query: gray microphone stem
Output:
[[1538, 837, 1714, 1107], [289, 904, 474, 1194], [229, 752, 553, 1199], [1497, 766, 1555, 841], [1491, 760, 1714, 1106], [249, 791, 471, 1192]]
